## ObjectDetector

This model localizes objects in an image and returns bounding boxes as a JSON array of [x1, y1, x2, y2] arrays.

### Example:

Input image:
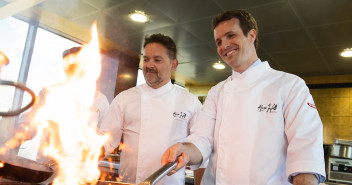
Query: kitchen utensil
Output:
[[0, 154, 54, 183], [95, 158, 178, 185]]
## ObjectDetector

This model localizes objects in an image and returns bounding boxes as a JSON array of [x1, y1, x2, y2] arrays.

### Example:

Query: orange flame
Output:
[[31, 23, 108, 184], [0, 51, 9, 77], [0, 161, 4, 168], [118, 141, 124, 151]]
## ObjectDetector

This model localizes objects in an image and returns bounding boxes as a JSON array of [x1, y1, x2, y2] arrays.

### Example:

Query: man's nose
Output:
[[144, 62, 156, 70], [223, 39, 231, 50]]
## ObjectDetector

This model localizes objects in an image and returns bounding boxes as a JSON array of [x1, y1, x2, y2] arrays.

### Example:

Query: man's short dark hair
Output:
[[62, 47, 81, 58], [212, 10, 259, 49], [143, 33, 177, 60]]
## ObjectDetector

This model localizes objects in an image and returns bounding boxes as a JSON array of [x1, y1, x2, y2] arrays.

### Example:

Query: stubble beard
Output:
[[145, 72, 162, 88]]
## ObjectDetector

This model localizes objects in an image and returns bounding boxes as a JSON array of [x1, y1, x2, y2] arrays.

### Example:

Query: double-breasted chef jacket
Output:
[[100, 81, 202, 185], [186, 60, 326, 185]]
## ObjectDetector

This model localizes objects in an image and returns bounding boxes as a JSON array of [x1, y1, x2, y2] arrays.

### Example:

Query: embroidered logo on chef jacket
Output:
[[173, 111, 189, 121], [257, 103, 277, 113], [307, 102, 316, 109]]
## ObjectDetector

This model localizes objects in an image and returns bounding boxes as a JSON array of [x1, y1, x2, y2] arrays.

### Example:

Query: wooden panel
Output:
[[0, 0, 46, 20], [313, 88, 352, 144], [108, 50, 139, 96]]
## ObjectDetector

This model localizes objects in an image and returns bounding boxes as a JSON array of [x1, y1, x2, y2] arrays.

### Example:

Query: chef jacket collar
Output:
[[231, 59, 272, 81], [231, 58, 262, 79], [141, 80, 173, 97]]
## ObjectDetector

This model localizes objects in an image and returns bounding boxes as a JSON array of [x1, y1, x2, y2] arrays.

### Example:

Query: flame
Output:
[[0, 50, 9, 77], [0, 161, 4, 168], [118, 141, 124, 151], [0, 23, 110, 184], [13, 23, 107, 185]]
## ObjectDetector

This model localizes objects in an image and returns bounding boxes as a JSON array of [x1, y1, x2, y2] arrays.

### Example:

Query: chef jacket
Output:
[[186, 60, 326, 185], [99, 81, 202, 185]]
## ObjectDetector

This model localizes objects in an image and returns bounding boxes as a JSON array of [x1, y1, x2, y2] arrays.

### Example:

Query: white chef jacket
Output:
[[99, 81, 202, 185], [186, 60, 326, 185]]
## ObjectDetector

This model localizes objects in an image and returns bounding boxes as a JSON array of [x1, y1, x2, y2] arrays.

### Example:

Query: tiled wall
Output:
[[310, 88, 352, 144]]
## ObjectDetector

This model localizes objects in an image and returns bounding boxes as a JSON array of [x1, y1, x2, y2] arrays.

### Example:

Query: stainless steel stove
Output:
[[328, 157, 352, 184]]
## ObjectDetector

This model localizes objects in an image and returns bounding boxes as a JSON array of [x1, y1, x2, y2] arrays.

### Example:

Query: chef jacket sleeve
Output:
[[99, 93, 124, 155], [284, 77, 326, 182], [187, 96, 203, 133], [186, 86, 217, 169], [95, 92, 110, 126]]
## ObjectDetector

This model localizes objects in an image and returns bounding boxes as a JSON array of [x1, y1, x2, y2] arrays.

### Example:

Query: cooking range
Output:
[[327, 139, 352, 184]]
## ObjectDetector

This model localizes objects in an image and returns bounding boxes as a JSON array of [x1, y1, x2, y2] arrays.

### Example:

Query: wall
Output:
[[304, 75, 352, 144], [311, 88, 352, 144]]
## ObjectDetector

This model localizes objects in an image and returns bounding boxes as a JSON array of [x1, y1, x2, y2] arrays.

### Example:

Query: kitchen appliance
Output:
[[328, 157, 352, 183], [0, 154, 54, 183], [327, 139, 352, 183]]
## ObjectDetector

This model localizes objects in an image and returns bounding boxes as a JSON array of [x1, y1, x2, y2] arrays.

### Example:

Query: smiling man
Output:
[[99, 33, 202, 185], [162, 10, 326, 185]]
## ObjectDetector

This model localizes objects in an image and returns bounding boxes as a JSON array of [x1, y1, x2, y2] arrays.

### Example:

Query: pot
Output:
[[0, 154, 54, 183], [328, 143, 352, 159]]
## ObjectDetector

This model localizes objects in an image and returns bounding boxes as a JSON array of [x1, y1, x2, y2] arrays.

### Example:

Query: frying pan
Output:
[[94, 159, 178, 185], [0, 154, 54, 183], [0, 154, 177, 185]]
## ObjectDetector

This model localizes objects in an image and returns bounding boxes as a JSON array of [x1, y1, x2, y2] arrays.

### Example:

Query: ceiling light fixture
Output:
[[129, 10, 149, 23], [340, 48, 352, 57], [212, 60, 225, 70]]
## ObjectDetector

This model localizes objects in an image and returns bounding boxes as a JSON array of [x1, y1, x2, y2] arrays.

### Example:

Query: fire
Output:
[[30, 23, 108, 184], [118, 141, 124, 151], [0, 161, 4, 168], [0, 51, 9, 77]]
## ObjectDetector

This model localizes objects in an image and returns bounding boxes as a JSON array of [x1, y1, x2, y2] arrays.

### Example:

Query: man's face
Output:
[[143, 43, 177, 89], [214, 18, 256, 73]]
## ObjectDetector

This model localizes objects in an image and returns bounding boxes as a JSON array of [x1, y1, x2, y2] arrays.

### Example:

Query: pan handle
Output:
[[139, 159, 178, 185]]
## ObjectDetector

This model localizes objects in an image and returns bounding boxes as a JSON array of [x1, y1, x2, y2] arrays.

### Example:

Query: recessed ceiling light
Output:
[[129, 10, 149, 23], [212, 61, 225, 70], [340, 48, 352, 57]]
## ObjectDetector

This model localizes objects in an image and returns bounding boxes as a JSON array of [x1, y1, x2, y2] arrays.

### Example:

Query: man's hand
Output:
[[293, 173, 318, 185], [162, 142, 203, 176], [161, 143, 189, 175]]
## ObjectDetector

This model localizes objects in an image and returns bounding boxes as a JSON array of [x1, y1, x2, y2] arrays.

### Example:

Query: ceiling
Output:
[[1, 0, 352, 86]]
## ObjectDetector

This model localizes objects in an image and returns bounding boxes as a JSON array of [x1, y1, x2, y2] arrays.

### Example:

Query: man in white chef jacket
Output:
[[99, 33, 202, 185], [162, 10, 326, 185]]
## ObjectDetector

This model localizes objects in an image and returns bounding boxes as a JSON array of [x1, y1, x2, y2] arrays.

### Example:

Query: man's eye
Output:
[[143, 59, 149, 62], [216, 41, 221, 46]]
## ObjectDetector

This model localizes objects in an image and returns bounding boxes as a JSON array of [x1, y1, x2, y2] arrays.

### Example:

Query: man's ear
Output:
[[248, 29, 257, 44], [171, 59, 178, 72]]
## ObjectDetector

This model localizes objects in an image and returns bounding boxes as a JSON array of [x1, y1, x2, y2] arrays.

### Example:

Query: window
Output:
[[136, 68, 146, 85], [0, 16, 81, 160], [0, 17, 28, 114], [18, 28, 80, 160], [26, 28, 80, 95]]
